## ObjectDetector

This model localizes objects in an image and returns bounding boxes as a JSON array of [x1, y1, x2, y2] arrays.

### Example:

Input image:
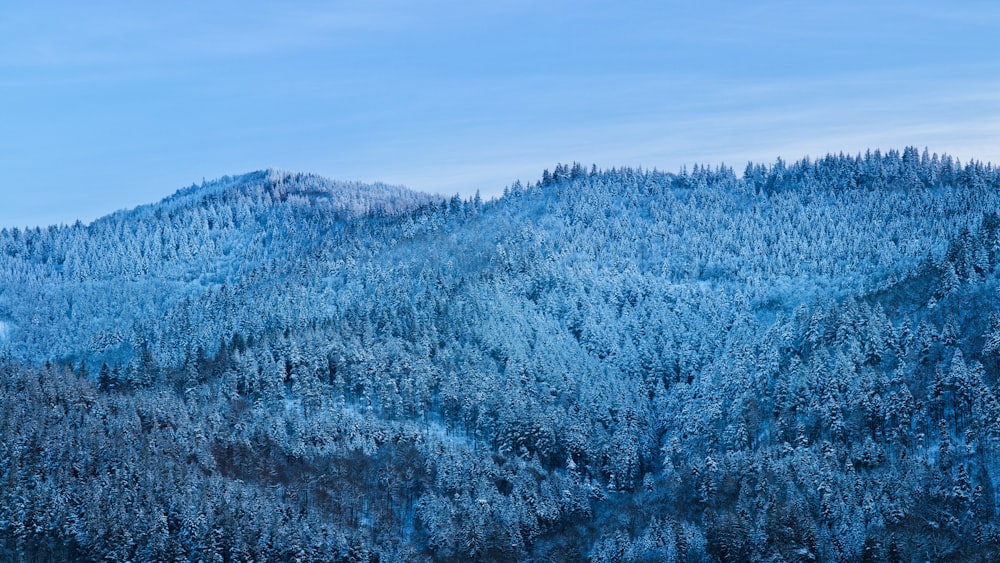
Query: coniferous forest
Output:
[[5, 148, 1000, 561]]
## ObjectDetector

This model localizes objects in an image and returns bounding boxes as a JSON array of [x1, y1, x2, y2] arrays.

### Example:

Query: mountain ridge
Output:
[[96, 168, 439, 227]]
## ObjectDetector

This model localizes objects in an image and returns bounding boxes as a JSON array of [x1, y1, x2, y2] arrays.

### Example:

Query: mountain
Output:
[[0, 170, 437, 365], [3, 149, 1000, 561]]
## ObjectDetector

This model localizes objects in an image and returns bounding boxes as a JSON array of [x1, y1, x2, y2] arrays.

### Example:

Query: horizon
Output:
[[3, 1, 999, 228], [7, 146, 989, 230]]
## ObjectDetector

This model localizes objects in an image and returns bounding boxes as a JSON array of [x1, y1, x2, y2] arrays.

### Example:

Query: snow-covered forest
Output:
[[3, 148, 1000, 561]]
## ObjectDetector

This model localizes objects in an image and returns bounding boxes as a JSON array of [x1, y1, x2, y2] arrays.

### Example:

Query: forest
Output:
[[3, 147, 1000, 561]]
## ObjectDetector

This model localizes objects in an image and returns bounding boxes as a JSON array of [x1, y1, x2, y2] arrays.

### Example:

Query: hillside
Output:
[[3, 149, 1000, 561]]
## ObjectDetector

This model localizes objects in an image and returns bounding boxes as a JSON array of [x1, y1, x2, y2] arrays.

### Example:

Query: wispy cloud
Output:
[[3, 0, 1000, 227], [0, 2, 404, 69], [317, 65, 1000, 197]]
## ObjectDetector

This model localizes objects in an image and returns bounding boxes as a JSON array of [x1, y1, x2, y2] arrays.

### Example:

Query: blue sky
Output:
[[2, 1, 999, 228]]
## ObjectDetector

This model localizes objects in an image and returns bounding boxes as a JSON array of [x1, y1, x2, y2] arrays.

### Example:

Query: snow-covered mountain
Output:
[[0, 170, 437, 364], [3, 149, 1000, 561]]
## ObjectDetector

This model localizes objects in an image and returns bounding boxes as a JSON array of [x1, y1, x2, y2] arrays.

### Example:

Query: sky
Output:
[[2, 1, 1000, 228]]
